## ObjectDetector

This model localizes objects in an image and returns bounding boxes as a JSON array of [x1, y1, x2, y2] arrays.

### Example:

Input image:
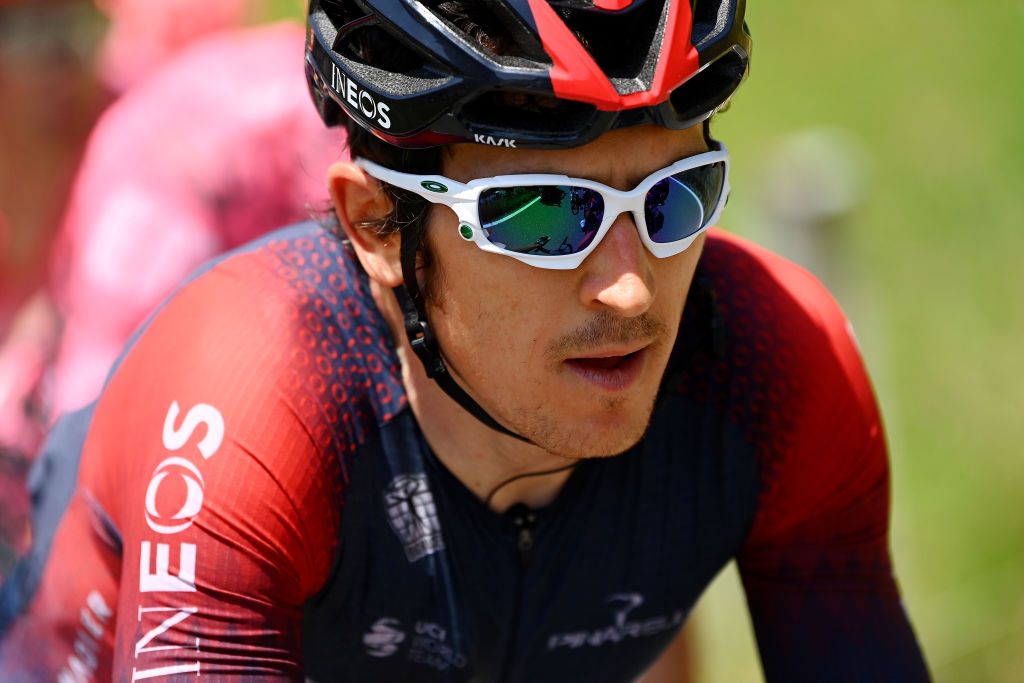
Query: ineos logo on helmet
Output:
[[329, 62, 392, 129]]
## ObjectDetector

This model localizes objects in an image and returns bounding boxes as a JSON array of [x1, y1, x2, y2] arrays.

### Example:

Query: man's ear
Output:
[[327, 160, 403, 287]]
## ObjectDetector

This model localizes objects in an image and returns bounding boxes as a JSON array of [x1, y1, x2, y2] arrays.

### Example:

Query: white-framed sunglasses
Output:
[[354, 142, 730, 270]]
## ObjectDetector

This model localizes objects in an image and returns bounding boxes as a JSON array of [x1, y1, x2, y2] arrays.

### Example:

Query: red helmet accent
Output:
[[593, 0, 637, 9], [527, 0, 699, 111]]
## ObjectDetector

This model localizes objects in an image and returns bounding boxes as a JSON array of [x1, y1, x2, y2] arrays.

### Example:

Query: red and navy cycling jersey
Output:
[[0, 222, 930, 682]]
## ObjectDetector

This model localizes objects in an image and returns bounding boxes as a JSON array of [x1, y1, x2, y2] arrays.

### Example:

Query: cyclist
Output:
[[0, 1, 931, 681]]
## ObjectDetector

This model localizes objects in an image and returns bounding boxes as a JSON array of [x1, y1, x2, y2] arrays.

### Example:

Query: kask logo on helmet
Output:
[[473, 134, 517, 148], [330, 63, 392, 129]]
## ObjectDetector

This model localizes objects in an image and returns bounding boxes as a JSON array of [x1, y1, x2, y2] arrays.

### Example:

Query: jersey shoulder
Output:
[[101, 222, 407, 455], [676, 229, 887, 542], [681, 228, 877, 421], [691, 238, 930, 683], [80, 224, 406, 597]]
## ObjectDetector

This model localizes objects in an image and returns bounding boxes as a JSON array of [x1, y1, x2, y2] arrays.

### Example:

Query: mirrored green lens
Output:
[[478, 186, 604, 256], [644, 162, 725, 243]]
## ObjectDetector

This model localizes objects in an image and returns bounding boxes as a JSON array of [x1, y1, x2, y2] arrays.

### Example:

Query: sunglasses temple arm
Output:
[[356, 159, 470, 199]]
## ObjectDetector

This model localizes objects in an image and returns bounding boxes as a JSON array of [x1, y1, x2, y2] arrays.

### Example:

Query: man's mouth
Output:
[[563, 346, 648, 392]]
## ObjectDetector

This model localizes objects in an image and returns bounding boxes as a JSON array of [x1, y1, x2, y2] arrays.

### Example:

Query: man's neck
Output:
[[371, 282, 576, 514]]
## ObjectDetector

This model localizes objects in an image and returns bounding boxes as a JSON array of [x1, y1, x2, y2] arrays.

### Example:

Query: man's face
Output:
[[421, 124, 709, 459]]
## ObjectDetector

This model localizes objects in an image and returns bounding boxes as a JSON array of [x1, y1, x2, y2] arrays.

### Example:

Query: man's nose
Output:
[[578, 212, 655, 317]]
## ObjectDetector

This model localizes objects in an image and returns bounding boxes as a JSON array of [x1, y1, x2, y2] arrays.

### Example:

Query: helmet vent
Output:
[[690, 0, 734, 48], [335, 23, 431, 75], [668, 46, 745, 120], [553, 0, 668, 96], [316, 1, 450, 78], [417, 0, 552, 67], [319, 0, 364, 27], [322, 8, 452, 96], [460, 91, 596, 136]]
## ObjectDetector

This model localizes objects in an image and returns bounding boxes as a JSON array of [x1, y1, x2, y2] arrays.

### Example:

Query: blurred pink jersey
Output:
[[51, 21, 345, 416], [95, 0, 249, 92]]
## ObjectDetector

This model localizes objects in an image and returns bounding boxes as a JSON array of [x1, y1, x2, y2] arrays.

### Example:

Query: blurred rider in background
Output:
[[0, 0, 341, 571], [0, 0, 108, 570]]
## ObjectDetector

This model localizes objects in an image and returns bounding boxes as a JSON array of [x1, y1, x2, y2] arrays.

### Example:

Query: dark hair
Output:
[[342, 124, 440, 243], [335, 123, 444, 302]]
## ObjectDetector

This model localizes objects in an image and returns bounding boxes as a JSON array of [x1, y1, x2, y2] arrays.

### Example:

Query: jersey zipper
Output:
[[499, 503, 537, 683]]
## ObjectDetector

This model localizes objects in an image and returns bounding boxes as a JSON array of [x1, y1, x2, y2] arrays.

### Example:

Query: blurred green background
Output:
[[693, 1, 1024, 681], [124, 0, 1024, 679]]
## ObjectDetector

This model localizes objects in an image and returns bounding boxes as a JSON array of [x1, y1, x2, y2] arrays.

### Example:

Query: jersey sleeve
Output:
[[728, 244, 931, 681], [78, 253, 344, 681], [1, 230, 396, 682]]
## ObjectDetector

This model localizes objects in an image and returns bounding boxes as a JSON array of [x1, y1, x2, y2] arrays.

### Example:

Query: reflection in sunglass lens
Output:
[[644, 162, 725, 243], [478, 186, 604, 256]]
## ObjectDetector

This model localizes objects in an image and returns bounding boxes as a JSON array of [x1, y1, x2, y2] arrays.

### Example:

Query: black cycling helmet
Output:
[[306, 0, 751, 150]]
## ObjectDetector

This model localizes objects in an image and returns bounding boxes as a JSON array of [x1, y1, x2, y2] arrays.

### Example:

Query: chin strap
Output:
[[395, 230, 530, 443]]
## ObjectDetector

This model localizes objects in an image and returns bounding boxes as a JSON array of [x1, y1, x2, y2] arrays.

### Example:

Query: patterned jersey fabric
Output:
[[0, 223, 931, 682]]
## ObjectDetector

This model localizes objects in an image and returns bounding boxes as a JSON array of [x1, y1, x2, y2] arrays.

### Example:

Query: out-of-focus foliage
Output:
[[261, 0, 305, 23], [695, 1, 1024, 681]]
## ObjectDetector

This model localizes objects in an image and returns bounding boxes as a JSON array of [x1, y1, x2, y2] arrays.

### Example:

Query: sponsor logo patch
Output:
[[384, 473, 445, 562], [144, 457, 206, 535], [364, 618, 406, 657], [330, 63, 392, 129], [363, 618, 468, 671], [546, 593, 685, 650], [420, 180, 449, 193], [474, 134, 517, 148]]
